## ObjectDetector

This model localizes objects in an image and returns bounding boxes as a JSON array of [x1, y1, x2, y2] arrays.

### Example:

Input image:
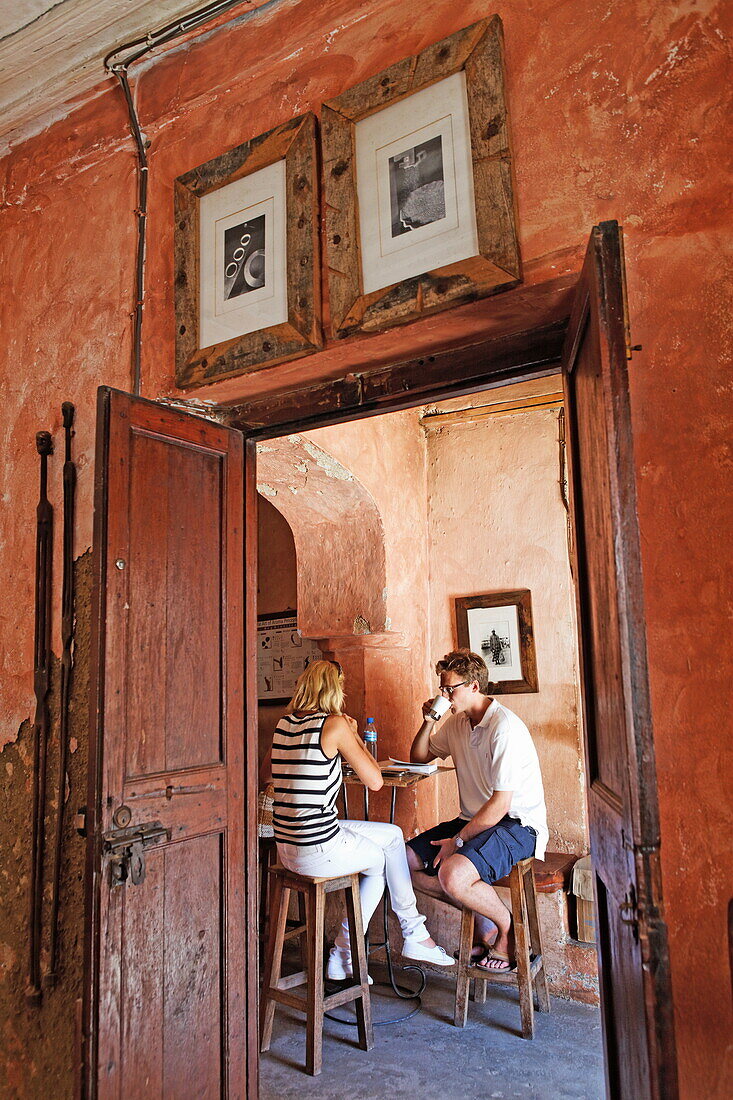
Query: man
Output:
[[406, 649, 548, 971], [487, 628, 504, 666]]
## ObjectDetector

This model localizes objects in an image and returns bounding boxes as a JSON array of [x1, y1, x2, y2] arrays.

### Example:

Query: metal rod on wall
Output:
[[46, 403, 76, 988], [27, 430, 54, 1005]]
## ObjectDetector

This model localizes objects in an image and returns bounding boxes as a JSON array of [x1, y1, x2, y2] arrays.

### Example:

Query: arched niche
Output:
[[256, 435, 387, 638]]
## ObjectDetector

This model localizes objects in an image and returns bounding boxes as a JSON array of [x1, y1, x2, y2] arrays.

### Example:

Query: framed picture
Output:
[[455, 589, 538, 694], [257, 611, 324, 705], [174, 113, 322, 389], [321, 16, 520, 338]]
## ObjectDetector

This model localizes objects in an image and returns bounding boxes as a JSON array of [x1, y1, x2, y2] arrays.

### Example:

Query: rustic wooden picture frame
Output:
[[174, 113, 322, 389], [321, 16, 520, 339], [455, 589, 538, 694]]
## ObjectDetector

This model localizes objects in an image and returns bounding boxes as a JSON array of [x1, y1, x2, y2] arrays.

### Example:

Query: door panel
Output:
[[83, 388, 250, 1098], [562, 222, 677, 1099]]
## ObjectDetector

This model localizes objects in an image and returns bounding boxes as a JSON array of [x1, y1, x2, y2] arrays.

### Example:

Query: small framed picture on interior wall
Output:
[[321, 15, 521, 339], [455, 589, 538, 694], [174, 113, 322, 388]]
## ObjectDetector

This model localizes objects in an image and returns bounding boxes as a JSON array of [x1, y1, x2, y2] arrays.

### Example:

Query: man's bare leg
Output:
[[407, 847, 497, 955], [437, 854, 514, 959], [407, 846, 447, 898]]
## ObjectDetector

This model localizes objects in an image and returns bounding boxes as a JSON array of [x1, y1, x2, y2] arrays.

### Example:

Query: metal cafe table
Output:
[[332, 762, 452, 1025]]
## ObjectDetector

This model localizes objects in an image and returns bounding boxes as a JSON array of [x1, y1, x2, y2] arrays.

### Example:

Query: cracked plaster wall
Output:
[[0, 0, 730, 1092], [256, 435, 387, 636], [0, 552, 92, 1099], [425, 405, 586, 856]]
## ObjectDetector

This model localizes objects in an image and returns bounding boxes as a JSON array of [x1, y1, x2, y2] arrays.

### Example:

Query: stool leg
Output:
[[453, 907, 474, 1027], [305, 884, 325, 1076], [510, 867, 534, 1039], [345, 874, 374, 1052], [473, 971, 487, 1005], [260, 876, 289, 1053], [297, 889, 308, 973], [258, 841, 274, 970], [525, 864, 551, 1013]]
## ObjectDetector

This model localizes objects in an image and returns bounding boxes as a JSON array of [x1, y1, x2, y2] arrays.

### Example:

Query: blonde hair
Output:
[[289, 660, 345, 715]]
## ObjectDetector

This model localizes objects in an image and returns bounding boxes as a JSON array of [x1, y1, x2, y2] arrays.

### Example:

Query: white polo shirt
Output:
[[429, 699, 548, 860]]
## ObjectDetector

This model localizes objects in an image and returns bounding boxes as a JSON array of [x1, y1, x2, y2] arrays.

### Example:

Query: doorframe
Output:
[[226, 270, 672, 1096], [230, 314, 570, 1094]]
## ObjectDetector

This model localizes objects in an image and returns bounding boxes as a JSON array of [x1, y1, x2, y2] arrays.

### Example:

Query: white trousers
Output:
[[277, 820, 428, 950]]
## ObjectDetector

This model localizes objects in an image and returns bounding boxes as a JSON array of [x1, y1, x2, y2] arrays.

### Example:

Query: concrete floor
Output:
[[260, 962, 606, 1100]]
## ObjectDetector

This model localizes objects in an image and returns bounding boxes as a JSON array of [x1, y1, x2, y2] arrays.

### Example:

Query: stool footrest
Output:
[[465, 953, 544, 986], [275, 970, 307, 991], [263, 980, 368, 1015], [283, 922, 306, 942]]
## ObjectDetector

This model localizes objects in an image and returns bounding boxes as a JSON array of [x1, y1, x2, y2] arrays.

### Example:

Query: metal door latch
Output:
[[103, 820, 169, 888]]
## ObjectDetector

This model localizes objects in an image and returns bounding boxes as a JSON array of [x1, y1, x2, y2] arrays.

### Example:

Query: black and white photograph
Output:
[[197, 158, 287, 351], [388, 135, 446, 237], [482, 622, 513, 668], [466, 605, 522, 682], [354, 72, 478, 294], [223, 214, 265, 300]]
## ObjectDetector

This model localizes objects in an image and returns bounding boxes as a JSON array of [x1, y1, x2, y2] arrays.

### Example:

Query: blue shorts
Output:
[[407, 814, 536, 884]]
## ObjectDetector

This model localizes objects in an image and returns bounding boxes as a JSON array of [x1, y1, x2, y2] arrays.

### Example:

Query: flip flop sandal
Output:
[[453, 945, 491, 963], [476, 951, 515, 973]]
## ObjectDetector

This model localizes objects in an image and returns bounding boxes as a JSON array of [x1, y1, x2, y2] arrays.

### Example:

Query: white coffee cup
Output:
[[427, 694, 451, 721]]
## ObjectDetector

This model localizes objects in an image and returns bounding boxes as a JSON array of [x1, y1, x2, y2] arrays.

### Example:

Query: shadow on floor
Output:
[[260, 961, 605, 1100]]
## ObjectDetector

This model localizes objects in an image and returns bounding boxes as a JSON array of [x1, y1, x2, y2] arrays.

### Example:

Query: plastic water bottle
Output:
[[364, 718, 378, 759]]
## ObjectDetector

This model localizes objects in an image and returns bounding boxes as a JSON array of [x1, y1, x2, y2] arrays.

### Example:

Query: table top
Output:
[[343, 762, 453, 788]]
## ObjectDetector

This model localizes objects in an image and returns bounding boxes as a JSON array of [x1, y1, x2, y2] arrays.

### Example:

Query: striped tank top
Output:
[[271, 711, 342, 846]]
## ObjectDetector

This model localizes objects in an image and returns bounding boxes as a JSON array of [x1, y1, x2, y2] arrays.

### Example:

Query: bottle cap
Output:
[[368, 718, 375, 723]]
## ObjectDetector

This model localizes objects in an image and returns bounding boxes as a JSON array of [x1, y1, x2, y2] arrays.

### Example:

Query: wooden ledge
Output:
[[496, 852, 578, 894]]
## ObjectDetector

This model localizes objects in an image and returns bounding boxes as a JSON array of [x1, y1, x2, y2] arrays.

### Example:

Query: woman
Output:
[[265, 660, 453, 980]]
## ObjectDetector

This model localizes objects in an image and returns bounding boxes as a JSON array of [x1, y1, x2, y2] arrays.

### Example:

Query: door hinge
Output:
[[621, 829, 660, 855], [75, 806, 87, 837], [619, 883, 644, 942], [103, 820, 169, 888]]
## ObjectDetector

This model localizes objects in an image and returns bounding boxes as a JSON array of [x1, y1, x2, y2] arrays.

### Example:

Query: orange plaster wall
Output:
[[1, 0, 731, 1093], [425, 403, 587, 855], [304, 409, 432, 829]]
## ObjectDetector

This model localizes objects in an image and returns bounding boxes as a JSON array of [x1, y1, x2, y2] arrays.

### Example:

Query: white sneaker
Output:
[[401, 938, 456, 966], [326, 945, 373, 984]]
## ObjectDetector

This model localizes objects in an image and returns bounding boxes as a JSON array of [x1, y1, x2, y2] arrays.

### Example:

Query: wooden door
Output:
[[562, 222, 677, 1099], [82, 389, 257, 1098]]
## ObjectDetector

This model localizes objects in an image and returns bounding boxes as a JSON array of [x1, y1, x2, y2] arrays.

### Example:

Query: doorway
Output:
[[83, 223, 676, 1099], [254, 375, 605, 1097]]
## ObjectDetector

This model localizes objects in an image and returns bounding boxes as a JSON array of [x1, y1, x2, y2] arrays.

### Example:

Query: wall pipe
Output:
[[104, 0, 254, 394]]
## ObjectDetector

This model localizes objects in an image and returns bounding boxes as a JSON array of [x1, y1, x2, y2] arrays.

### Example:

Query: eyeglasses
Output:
[[440, 680, 470, 698]]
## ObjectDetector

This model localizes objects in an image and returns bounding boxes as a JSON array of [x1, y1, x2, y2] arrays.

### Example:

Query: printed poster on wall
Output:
[[257, 612, 323, 704]]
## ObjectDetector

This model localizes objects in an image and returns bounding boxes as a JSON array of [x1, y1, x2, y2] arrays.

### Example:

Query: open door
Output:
[[82, 389, 257, 1097], [562, 222, 677, 1099]]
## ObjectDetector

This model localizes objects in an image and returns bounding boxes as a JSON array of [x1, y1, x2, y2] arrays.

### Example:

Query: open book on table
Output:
[[381, 758, 438, 775]]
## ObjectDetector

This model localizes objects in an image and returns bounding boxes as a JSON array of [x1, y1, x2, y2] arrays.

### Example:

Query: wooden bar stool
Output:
[[260, 864, 374, 1076], [454, 857, 550, 1038]]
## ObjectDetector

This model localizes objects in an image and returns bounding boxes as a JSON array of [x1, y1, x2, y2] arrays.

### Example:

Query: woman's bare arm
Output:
[[322, 714, 384, 791]]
